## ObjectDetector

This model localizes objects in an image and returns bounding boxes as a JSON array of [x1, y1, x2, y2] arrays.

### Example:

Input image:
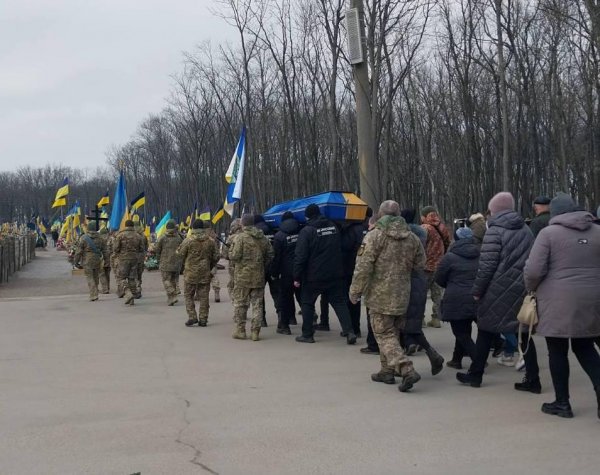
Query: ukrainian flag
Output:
[[97, 190, 110, 208], [198, 206, 211, 221], [109, 171, 129, 230], [130, 192, 145, 212], [155, 211, 172, 238], [52, 177, 69, 208], [223, 126, 246, 216]]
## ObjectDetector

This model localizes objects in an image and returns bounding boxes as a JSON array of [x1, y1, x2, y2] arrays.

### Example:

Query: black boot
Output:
[[426, 347, 445, 376], [456, 372, 481, 388], [346, 332, 357, 345], [541, 400, 574, 418], [371, 372, 395, 384], [514, 376, 542, 394], [446, 360, 463, 369], [276, 326, 291, 335]]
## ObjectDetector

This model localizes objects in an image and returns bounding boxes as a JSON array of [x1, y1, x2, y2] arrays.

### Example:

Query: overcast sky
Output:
[[0, 0, 233, 172]]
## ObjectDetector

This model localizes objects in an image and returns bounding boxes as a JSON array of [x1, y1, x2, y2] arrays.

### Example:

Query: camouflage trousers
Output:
[[136, 262, 145, 296], [117, 259, 138, 300], [227, 267, 235, 299], [233, 286, 264, 332], [84, 266, 100, 300], [161, 271, 179, 298], [425, 271, 444, 319], [185, 281, 210, 322], [99, 267, 110, 293], [370, 312, 413, 376], [211, 274, 220, 291]]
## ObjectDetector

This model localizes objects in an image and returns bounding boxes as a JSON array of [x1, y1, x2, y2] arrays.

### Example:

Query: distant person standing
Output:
[[113, 220, 145, 306], [530, 196, 551, 238], [420, 206, 451, 328], [134, 222, 149, 298], [229, 214, 274, 341], [51, 229, 59, 247], [350, 200, 424, 392], [177, 220, 219, 327], [154, 220, 182, 306], [73, 221, 109, 302], [294, 204, 357, 345]]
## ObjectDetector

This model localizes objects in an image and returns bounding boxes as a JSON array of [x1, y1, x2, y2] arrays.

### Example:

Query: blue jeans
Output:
[[502, 333, 518, 357]]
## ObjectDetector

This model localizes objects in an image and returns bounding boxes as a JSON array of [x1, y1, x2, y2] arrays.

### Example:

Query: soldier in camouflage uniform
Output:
[[113, 220, 145, 305], [229, 214, 274, 341], [154, 220, 182, 306], [74, 221, 109, 301], [222, 218, 242, 300], [108, 231, 122, 297], [350, 200, 425, 392], [176, 220, 219, 327], [134, 222, 149, 298], [98, 227, 111, 294], [203, 223, 221, 303]]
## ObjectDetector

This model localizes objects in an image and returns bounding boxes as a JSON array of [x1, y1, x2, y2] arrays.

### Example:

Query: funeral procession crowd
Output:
[[73, 192, 600, 420]]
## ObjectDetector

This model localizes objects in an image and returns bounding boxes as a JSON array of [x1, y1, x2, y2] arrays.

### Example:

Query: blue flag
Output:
[[109, 171, 128, 230]]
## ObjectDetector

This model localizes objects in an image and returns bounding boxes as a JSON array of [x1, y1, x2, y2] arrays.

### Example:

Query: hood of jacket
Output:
[[422, 213, 441, 227], [449, 237, 480, 259], [549, 210, 594, 231], [408, 223, 426, 242], [244, 226, 265, 240], [165, 228, 178, 237], [488, 209, 525, 231], [279, 218, 300, 234], [255, 221, 273, 236], [188, 228, 209, 242], [376, 215, 411, 240]]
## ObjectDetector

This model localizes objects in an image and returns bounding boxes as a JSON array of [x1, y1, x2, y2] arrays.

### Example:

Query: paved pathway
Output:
[[0, 249, 598, 474]]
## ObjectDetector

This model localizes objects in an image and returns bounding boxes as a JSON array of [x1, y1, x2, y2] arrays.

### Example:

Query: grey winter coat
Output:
[[472, 210, 534, 333], [524, 211, 600, 338]]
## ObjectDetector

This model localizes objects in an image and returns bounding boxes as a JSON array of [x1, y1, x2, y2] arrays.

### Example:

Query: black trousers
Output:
[[546, 337, 600, 401], [344, 275, 361, 334], [319, 294, 329, 324], [262, 276, 281, 320], [277, 275, 300, 328], [365, 310, 379, 351], [449, 320, 476, 362], [469, 329, 539, 380], [300, 280, 353, 338], [403, 332, 432, 352]]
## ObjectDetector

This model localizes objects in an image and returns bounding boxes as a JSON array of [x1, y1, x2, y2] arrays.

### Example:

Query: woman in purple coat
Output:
[[525, 193, 600, 419]]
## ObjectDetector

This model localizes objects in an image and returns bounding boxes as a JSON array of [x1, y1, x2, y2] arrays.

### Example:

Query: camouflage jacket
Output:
[[98, 232, 112, 268], [138, 231, 149, 263], [350, 216, 425, 315], [113, 227, 145, 261], [155, 229, 183, 272], [223, 226, 242, 277], [74, 231, 109, 269], [176, 229, 219, 284], [229, 226, 273, 289]]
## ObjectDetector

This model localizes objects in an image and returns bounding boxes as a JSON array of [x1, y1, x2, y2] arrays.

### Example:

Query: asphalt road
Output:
[[1, 249, 599, 474]]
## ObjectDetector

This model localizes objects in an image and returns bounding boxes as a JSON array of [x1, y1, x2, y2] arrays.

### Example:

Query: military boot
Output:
[[214, 289, 220, 303], [167, 294, 177, 306], [198, 319, 208, 327], [185, 318, 199, 327], [124, 291, 135, 306], [251, 329, 260, 341], [398, 367, 421, 392], [425, 347, 445, 376], [371, 372, 395, 384], [233, 327, 247, 340], [426, 318, 441, 328]]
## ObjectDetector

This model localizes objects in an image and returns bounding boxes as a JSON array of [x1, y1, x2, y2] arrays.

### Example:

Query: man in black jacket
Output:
[[529, 196, 551, 238], [271, 211, 301, 335], [294, 204, 357, 344], [340, 208, 372, 337], [255, 214, 278, 327]]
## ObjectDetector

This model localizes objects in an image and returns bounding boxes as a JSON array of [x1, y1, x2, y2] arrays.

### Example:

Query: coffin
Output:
[[263, 191, 368, 228]]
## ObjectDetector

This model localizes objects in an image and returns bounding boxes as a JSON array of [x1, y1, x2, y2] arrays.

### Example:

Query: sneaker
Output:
[[360, 347, 380, 355], [346, 332, 357, 345], [295, 335, 315, 343], [541, 400, 573, 418], [515, 357, 526, 372], [371, 372, 396, 384], [497, 354, 515, 367], [514, 377, 541, 394], [456, 372, 482, 388], [398, 370, 421, 392]]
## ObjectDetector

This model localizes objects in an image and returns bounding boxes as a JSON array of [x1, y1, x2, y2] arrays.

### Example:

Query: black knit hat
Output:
[[305, 204, 320, 219], [192, 220, 203, 229], [533, 196, 551, 205]]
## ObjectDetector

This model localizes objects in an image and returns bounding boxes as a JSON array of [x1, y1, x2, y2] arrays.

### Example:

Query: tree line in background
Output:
[[2, 0, 600, 225]]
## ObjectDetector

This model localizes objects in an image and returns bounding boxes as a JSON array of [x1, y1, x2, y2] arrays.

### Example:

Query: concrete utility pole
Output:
[[348, 0, 378, 210]]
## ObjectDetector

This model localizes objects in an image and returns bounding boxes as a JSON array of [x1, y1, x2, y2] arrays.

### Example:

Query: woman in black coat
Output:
[[435, 227, 479, 369], [456, 192, 538, 390]]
